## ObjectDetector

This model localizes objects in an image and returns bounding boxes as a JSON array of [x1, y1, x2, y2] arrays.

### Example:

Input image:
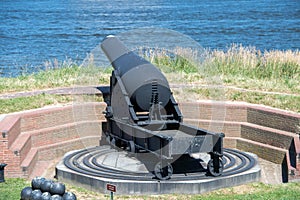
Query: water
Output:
[[1, 0, 299, 77]]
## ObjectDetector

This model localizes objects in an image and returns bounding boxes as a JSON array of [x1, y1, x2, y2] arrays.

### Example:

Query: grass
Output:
[[0, 65, 111, 114], [0, 65, 111, 94], [0, 94, 72, 113], [178, 87, 300, 112], [147, 45, 300, 113], [148, 44, 300, 95], [207, 45, 300, 96], [1, 178, 300, 200], [0, 44, 299, 114], [210, 45, 299, 80], [0, 178, 30, 200], [195, 182, 300, 200]]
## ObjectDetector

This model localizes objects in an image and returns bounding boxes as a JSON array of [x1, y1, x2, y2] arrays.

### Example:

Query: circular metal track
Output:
[[63, 145, 256, 181]]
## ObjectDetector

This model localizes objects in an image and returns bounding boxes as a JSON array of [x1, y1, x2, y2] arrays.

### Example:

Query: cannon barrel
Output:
[[100, 36, 224, 180], [101, 36, 171, 111]]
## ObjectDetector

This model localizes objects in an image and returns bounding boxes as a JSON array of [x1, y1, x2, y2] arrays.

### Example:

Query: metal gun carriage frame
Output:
[[100, 36, 224, 180]]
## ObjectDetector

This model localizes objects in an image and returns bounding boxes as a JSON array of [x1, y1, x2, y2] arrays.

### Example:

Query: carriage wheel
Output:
[[207, 158, 224, 177], [128, 141, 135, 153], [154, 161, 173, 180]]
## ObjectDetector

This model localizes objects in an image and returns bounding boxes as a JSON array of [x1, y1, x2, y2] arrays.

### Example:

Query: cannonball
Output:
[[50, 194, 63, 200], [41, 192, 52, 200], [30, 189, 42, 200], [63, 192, 77, 200], [50, 182, 65, 195], [41, 179, 53, 193], [20, 186, 32, 200], [31, 176, 46, 190]]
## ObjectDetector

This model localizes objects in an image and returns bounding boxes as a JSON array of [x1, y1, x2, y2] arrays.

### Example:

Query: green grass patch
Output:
[[0, 94, 103, 114], [181, 87, 300, 113], [196, 182, 300, 200], [0, 45, 299, 114], [0, 178, 29, 200], [0, 94, 72, 114], [148, 46, 299, 95], [1, 179, 299, 200], [0, 65, 111, 94], [226, 90, 300, 112], [208, 45, 300, 80]]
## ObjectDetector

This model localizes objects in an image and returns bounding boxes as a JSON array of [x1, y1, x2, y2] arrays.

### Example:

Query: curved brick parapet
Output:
[[1, 100, 299, 183], [0, 102, 106, 178], [180, 101, 300, 183]]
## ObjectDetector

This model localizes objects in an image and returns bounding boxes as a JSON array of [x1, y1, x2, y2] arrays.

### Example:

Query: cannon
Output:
[[100, 35, 224, 180]]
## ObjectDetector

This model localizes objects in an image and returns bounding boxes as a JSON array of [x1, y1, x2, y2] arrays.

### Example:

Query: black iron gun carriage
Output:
[[100, 35, 224, 180]]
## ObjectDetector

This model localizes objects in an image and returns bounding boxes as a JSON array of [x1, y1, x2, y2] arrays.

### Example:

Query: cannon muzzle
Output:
[[101, 36, 171, 111]]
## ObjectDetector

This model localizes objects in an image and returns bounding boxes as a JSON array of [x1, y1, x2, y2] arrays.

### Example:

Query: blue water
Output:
[[1, 0, 299, 77]]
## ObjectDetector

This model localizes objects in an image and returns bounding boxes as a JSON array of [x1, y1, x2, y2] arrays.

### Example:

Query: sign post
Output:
[[106, 183, 116, 200]]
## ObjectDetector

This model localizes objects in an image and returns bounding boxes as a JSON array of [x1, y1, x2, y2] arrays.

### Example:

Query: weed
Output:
[[0, 45, 299, 113]]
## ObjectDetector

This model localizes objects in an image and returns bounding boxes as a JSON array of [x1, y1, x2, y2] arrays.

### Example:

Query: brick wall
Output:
[[241, 125, 294, 150], [0, 102, 105, 178], [181, 101, 300, 182], [237, 139, 287, 164], [247, 106, 300, 133], [0, 137, 23, 177], [1, 100, 299, 181], [20, 103, 105, 132], [180, 101, 248, 123]]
